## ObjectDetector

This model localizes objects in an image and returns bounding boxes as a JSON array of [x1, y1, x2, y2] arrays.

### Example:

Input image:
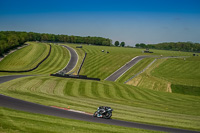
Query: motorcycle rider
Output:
[[97, 106, 105, 117]]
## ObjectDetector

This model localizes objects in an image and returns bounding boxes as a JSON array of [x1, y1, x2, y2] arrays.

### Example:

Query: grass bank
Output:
[[0, 42, 49, 71], [0, 76, 199, 131], [0, 43, 70, 75]]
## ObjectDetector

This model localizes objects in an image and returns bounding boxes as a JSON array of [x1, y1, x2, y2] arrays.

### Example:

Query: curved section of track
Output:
[[58, 45, 78, 74], [0, 93, 198, 133]]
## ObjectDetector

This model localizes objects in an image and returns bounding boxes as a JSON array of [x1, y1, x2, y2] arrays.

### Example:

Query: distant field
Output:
[[151, 57, 200, 95], [0, 42, 49, 71], [126, 56, 200, 95], [0, 76, 199, 131], [151, 57, 200, 87], [67, 44, 192, 80]]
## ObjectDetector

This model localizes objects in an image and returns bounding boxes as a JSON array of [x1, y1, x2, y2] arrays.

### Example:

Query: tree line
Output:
[[0, 31, 112, 56], [135, 42, 200, 52]]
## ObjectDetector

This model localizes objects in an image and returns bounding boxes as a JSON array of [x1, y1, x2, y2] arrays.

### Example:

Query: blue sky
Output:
[[0, 0, 200, 46]]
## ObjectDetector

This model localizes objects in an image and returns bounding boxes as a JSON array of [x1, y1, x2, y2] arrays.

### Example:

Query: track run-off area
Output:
[[0, 43, 199, 133]]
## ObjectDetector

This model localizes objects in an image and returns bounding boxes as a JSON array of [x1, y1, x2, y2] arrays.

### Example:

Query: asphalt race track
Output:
[[0, 46, 199, 133], [0, 93, 198, 133], [0, 75, 31, 84], [59, 45, 78, 73], [105, 56, 148, 81]]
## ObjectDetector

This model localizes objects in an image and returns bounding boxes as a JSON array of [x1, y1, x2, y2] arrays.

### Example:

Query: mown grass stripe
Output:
[[78, 81, 86, 96], [111, 83, 125, 99], [64, 80, 74, 96], [91, 82, 100, 97]]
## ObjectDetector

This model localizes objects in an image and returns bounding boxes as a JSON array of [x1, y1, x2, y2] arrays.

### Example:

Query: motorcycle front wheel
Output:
[[93, 111, 98, 117]]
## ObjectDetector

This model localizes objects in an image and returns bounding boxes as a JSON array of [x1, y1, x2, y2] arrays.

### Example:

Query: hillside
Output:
[[0, 42, 70, 75], [126, 56, 200, 95], [0, 42, 199, 132], [0, 42, 49, 71]]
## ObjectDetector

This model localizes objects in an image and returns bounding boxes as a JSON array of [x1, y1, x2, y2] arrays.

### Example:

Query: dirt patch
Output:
[[126, 76, 142, 86], [167, 83, 172, 93]]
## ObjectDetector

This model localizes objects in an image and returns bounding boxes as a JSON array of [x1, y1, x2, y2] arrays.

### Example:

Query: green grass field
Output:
[[151, 57, 200, 87], [0, 42, 70, 75], [126, 56, 200, 93], [0, 42, 200, 132], [0, 76, 199, 131]]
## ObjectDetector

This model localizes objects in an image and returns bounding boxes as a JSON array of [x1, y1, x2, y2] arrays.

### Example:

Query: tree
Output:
[[120, 42, 125, 47], [135, 43, 140, 47], [114, 41, 119, 46], [139, 43, 146, 48], [102, 40, 110, 46]]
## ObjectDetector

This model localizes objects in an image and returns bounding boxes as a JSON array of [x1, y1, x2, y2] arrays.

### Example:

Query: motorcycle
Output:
[[93, 106, 113, 119]]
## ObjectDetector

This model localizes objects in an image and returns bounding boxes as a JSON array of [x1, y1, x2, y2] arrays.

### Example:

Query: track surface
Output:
[[0, 47, 199, 132], [0, 93, 198, 133], [59, 45, 78, 73], [0, 75, 31, 84], [105, 56, 148, 81]]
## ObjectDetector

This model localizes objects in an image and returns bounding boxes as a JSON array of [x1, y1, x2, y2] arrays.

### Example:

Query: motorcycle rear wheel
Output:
[[103, 112, 112, 119]]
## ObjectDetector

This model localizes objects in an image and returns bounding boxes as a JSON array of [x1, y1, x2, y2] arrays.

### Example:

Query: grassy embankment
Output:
[[151, 57, 200, 95], [127, 56, 200, 94], [0, 42, 49, 71], [0, 42, 70, 75], [0, 76, 199, 131]]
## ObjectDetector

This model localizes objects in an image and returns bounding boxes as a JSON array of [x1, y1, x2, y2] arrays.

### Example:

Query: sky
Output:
[[0, 0, 200, 46]]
